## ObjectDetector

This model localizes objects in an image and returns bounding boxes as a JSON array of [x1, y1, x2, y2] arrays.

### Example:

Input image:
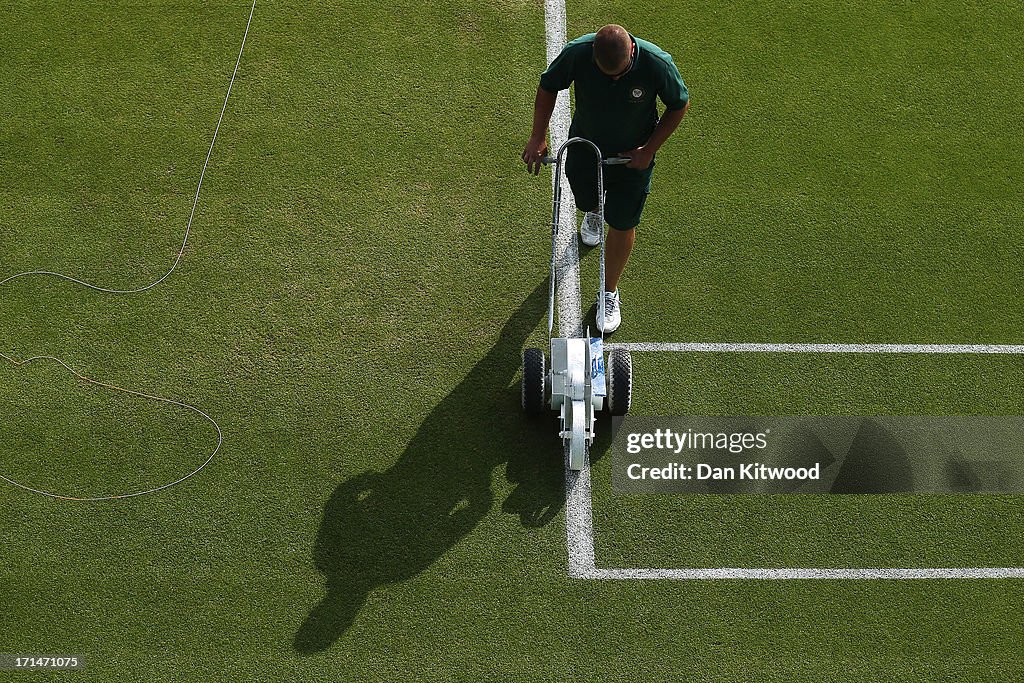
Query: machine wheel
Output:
[[521, 347, 547, 414], [606, 349, 632, 415]]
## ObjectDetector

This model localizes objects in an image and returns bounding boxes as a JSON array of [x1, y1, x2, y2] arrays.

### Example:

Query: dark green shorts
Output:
[[565, 146, 654, 230]]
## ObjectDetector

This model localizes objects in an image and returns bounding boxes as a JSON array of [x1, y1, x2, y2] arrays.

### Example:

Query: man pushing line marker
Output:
[[522, 24, 689, 333]]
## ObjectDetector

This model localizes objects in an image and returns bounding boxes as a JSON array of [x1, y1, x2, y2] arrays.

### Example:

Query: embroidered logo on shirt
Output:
[[631, 87, 645, 100]]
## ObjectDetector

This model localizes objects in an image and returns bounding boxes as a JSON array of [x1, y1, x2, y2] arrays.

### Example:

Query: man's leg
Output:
[[596, 164, 651, 332], [564, 147, 609, 245], [564, 147, 599, 213], [602, 167, 650, 292], [604, 226, 635, 292]]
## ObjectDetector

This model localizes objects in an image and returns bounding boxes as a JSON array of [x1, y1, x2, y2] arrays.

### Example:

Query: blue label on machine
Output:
[[590, 338, 607, 396]]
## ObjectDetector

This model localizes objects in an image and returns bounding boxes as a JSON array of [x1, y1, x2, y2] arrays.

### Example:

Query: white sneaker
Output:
[[597, 289, 621, 333], [579, 211, 603, 247]]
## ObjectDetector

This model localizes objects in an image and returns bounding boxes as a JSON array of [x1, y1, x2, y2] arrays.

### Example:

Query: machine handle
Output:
[[540, 156, 631, 166]]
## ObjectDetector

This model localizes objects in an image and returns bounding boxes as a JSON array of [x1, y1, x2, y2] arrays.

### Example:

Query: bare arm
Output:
[[529, 86, 557, 140], [619, 100, 689, 169], [644, 101, 688, 154], [522, 86, 558, 175]]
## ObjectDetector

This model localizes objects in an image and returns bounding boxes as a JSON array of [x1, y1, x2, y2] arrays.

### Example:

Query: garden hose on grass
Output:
[[0, 0, 257, 501]]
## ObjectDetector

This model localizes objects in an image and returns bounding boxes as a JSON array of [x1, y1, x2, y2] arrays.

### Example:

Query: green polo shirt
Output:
[[539, 33, 688, 156]]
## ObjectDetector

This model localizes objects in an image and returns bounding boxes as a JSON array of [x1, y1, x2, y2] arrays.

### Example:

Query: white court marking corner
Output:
[[543, 1, 1024, 579]]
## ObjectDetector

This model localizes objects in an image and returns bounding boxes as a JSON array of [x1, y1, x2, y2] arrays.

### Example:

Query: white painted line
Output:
[[544, 0, 596, 579], [544, 1, 581, 342], [584, 339, 1024, 578], [564, 468, 595, 578], [587, 567, 1024, 580], [607, 342, 1024, 354]]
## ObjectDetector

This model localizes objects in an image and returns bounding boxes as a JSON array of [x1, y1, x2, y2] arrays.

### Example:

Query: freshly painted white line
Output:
[[544, 2, 581, 341], [586, 339, 1024, 578], [564, 467, 595, 578], [607, 342, 1024, 354], [587, 567, 1024, 580], [544, 0, 596, 578]]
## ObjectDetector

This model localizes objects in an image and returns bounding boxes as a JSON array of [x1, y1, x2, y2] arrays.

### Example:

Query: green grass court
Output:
[[2, 1, 1024, 680]]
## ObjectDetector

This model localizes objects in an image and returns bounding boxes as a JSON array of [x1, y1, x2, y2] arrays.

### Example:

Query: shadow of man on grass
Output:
[[294, 281, 562, 653]]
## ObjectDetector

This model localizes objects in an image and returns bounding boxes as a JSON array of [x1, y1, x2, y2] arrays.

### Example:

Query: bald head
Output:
[[594, 24, 632, 75]]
